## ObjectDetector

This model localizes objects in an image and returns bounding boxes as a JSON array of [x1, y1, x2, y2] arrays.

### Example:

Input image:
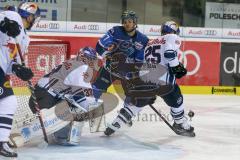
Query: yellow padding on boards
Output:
[[107, 85, 240, 96], [180, 86, 212, 94], [12, 86, 240, 96], [180, 86, 240, 95]]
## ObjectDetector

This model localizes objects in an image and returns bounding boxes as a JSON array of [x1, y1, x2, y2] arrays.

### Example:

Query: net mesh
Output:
[[11, 40, 69, 131]]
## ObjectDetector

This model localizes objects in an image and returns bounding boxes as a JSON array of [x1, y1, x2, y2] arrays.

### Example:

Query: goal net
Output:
[[11, 39, 70, 132]]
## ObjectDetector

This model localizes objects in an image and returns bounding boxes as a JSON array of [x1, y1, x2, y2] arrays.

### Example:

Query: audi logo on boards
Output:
[[49, 23, 60, 29], [204, 30, 217, 36], [88, 25, 99, 31]]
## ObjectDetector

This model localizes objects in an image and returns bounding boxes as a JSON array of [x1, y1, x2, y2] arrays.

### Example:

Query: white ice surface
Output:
[[3, 95, 240, 160]]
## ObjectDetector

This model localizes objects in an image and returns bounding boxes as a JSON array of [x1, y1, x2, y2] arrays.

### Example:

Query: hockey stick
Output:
[[149, 104, 180, 135], [15, 41, 49, 144]]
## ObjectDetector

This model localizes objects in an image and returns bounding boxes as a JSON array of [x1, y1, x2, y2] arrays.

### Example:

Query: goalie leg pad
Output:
[[52, 121, 84, 146]]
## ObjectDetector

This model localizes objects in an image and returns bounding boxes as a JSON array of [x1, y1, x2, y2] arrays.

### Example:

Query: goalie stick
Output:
[[15, 40, 49, 144]]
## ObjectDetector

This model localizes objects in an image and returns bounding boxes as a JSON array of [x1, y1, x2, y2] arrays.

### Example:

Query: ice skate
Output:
[[173, 117, 195, 137], [0, 142, 17, 158], [104, 121, 121, 136]]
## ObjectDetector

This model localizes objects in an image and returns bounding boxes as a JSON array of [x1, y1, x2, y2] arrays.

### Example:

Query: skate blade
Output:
[[174, 130, 196, 137], [176, 131, 196, 137]]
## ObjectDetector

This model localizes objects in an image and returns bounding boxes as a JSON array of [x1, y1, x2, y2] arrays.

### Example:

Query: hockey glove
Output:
[[132, 96, 156, 107], [170, 63, 187, 79], [0, 17, 21, 38], [12, 63, 34, 81]]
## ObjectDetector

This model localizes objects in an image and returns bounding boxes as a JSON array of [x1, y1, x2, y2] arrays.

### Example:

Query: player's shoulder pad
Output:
[[136, 30, 149, 44], [164, 34, 181, 46], [108, 26, 122, 35], [2, 11, 23, 28]]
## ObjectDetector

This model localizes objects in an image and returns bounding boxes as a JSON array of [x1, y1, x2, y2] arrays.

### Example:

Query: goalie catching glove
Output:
[[170, 63, 187, 79], [0, 17, 21, 38], [12, 63, 34, 81]]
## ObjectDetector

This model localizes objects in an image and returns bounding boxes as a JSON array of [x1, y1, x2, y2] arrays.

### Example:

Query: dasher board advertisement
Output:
[[220, 43, 240, 86], [0, 0, 71, 21], [205, 2, 240, 28], [177, 41, 221, 86]]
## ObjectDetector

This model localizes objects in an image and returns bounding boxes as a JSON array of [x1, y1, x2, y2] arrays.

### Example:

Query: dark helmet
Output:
[[121, 10, 138, 24], [4, 5, 17, 11], [161, 21, 180, 35]]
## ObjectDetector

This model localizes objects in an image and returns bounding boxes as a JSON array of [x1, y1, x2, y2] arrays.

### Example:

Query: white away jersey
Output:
[[37, 54, 101, 97], [0, 11, 30, 74], [144, 34, 181, 84]]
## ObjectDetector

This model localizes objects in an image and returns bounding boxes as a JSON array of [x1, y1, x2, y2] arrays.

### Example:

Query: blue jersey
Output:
[[96, 26, 149, 62]]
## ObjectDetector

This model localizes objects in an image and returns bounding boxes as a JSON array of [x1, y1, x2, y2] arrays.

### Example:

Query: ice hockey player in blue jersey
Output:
[[96, 10, 148, 62], [92, 10, 155, 136]]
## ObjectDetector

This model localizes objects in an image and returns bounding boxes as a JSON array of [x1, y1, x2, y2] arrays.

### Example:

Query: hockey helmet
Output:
[[80, 47, 97, 60], [4, 5, 17, 11], [18, 2, 40, 29], [161, 21, 180, 35], [121, 10, 138, 24]]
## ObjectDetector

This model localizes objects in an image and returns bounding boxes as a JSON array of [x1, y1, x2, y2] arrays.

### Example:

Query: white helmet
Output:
[[161, 21, 180, 35], [18, 2, 40, 30]]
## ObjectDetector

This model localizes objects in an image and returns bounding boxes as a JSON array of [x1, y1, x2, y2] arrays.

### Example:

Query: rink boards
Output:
[[13, 85, 240, 96]]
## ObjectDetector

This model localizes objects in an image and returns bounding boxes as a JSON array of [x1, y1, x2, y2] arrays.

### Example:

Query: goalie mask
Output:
[[18, 2, 40, 30], [121, 10, 138, 33], [81, 47, 97, 60], [77, 47, 98, 66], [161, 21, 180, 35]]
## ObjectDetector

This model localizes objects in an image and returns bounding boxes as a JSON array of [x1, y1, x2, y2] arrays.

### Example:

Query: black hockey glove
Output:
[[12, 63, 34, 81], [132, 96, 156, 107], [170, 63, 187, 79], [0, 17, 21, 38]]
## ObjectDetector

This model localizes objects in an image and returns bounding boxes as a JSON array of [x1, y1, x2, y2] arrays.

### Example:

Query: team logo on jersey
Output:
[[148, 38, 166, 46], [134, 42, 143, 50], [0, 87, 3, 95]]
